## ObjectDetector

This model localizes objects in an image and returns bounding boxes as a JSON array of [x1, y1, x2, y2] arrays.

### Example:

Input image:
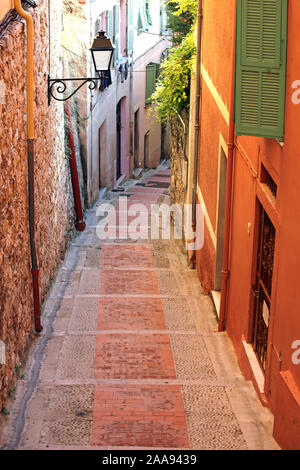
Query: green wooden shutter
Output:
[[146, 63, 156, 104], [145, 63, 160, 104], [235, 0, 288, 141]]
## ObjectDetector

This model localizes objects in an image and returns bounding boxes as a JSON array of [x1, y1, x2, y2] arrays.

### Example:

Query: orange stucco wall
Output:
[[196, 0, 300, 449], [0, 1, 13, 20]]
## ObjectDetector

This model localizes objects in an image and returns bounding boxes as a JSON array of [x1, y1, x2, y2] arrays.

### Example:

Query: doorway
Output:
[[144, 131, 150, 169], [134, 109, 139, 169], [98, 122, 106, 189], [252, 204, 276, 372], [116, 100, 122, 180], [214, 147, 227, 291], [161, 123, 167, 161]]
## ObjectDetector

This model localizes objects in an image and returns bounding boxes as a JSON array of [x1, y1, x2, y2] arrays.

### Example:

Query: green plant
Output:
[[1, 406, 10, 416], [9, 387, 16, 399], [166, 0, 196, 45], [151, 0, 197, 122], [151, 31, 196, 122]]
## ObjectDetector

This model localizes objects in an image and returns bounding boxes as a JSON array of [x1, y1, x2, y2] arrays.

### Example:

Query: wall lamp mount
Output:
[[48, 30, 114, 105]]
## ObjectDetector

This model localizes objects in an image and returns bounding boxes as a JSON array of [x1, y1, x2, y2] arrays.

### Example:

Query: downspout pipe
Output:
[[218, 0, 237, 332], [65, 99, 86, 232], [191, 0, 203, 268], [14, 0, 42, 333]]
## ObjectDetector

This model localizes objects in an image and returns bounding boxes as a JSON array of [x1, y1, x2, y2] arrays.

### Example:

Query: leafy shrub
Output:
[[151, 0, 197, 122]]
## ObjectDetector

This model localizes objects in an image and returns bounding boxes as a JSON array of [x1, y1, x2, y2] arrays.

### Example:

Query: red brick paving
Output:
[[129, 187, 165, 194], [102, 244, 153, 268], [129, 195, 161, 202], [100, 269, 159, 295], [107, 211, 150, 225], [128, 192, 163, 199], [92, 385, 190, 448], [115, 201, 157, 212], [92, 170, 190, 448], [98, 297, 166, 330], [94, 334, 176, 379]]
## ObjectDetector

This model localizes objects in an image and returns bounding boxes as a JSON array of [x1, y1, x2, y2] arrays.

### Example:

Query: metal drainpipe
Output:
[[14, 0, 42, 333], [191, 0, 203, 268], [65, 99, 86, 232], [218, 0, 237, 332]]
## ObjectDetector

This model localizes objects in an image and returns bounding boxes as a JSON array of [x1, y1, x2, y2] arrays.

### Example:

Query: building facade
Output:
[[72, 0, 170, 205], [188, 0, 300, 449]]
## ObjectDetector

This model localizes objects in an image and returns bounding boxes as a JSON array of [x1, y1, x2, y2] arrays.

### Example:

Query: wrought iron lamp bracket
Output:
[[48, 75, 102, 105]]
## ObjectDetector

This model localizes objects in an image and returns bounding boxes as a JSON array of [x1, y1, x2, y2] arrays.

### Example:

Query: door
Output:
[[98, 122, 106, 189], [116, 100, 122, 180], [161, 124, 166, 161], [144, 131, 150, 169], [252, 204, 276, 372], [214, 148, 227, 291], [134, 109, 139, 169]]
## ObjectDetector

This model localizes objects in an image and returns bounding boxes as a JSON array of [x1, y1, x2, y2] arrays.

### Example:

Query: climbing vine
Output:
[[151, 0, 197, 122]]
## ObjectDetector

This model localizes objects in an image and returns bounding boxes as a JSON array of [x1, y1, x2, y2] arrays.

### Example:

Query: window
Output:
[[145, 62, 160, 105], [260, 163, 278, 198], [145, 1, 152, 26], [234, 0, 288, 141], [127, 0, 134, 55], [138, 0, 152, 35]]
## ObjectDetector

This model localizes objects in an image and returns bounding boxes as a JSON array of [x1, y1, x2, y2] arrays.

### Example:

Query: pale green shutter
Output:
[[160, 5, 164, 35], [127, 0, 134, 54], [235, 0, 288, 141], [114, 2, 120, 62], [107, 10, 113, 40], [145, 1, 152, 26], [138, 0, 150, 34], [145, 63, 160, 104]]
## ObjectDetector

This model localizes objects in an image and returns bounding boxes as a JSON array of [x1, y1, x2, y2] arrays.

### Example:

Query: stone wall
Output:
[[0, 0, 74, 413], [169, 113, 189, 212]]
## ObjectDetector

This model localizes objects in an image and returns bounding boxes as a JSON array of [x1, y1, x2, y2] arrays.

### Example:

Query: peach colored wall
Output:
[[201, 0, 233, 113], [199, 80, 228, 233]]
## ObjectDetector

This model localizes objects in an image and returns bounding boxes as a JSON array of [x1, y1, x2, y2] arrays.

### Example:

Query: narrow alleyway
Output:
[[1, 163, 279, 450]]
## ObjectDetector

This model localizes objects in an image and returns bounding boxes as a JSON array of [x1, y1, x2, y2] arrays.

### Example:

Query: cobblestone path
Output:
[[1, 163, 279, 450]]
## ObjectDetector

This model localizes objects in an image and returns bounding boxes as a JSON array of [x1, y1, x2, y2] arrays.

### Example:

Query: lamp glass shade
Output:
[[90, 31, 114, 73], [91, 49, 113, 72]]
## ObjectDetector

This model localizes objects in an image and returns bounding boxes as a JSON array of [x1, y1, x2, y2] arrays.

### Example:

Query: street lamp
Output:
[[90, 30, 114, 75], [48, 31, 114, 105]]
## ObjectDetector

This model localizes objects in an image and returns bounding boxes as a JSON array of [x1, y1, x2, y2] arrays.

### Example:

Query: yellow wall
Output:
[[0, 0, 13, 20]]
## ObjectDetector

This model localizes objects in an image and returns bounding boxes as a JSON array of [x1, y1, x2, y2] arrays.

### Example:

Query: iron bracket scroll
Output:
[[48, 76, 101, 105]]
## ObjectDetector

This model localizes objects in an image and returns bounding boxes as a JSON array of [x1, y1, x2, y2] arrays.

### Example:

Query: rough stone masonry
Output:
[[0, 0, 74, 413]]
